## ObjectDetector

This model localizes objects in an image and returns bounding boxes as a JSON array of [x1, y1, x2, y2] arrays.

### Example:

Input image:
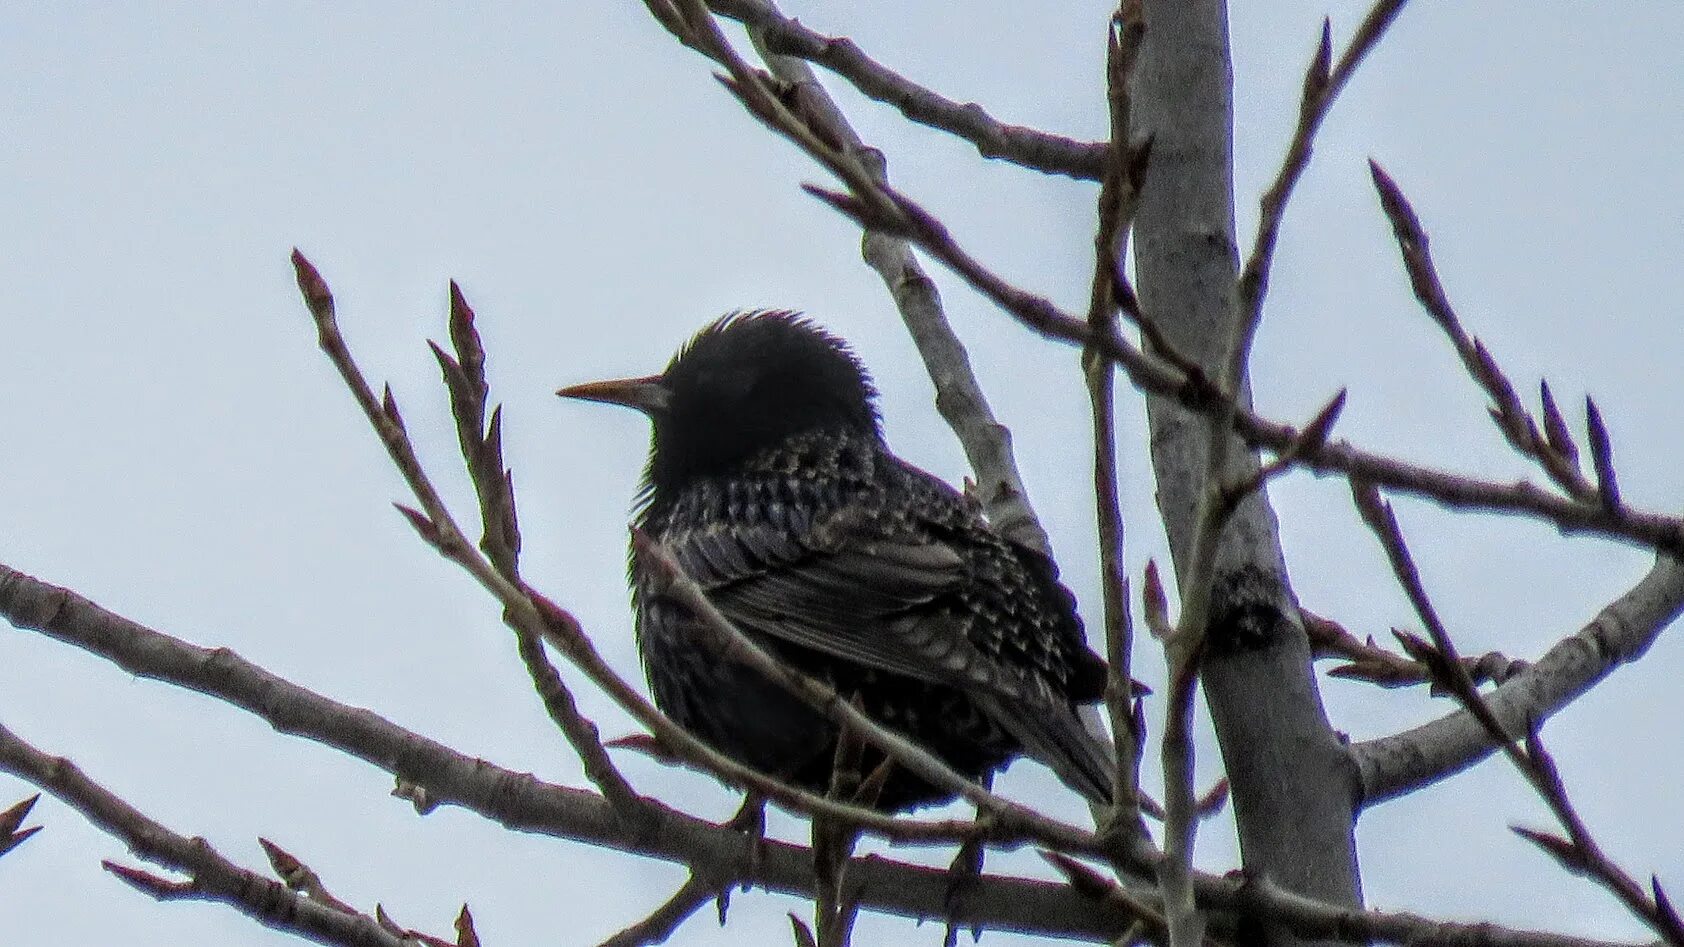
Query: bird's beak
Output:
[[556, 374, 671, 415]]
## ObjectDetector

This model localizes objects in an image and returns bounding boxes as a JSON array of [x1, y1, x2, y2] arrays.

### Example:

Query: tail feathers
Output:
[[980, 694, 1115, 804]]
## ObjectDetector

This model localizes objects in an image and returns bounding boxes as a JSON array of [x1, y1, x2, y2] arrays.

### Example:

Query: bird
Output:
[[558, 311, 1114, 811]]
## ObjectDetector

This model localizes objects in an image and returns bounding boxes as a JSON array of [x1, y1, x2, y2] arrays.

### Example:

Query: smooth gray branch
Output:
[[1353, 554, 1684, 805]]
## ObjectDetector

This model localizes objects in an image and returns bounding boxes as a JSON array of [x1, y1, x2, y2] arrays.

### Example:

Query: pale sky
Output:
[[2, 3, 1682, 945]]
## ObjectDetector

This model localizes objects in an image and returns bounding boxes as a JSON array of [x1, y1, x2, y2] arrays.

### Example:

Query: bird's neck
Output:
[[638, 427, 882, 529]]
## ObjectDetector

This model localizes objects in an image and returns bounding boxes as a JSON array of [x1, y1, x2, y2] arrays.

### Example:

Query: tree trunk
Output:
[[1131, 1, 1364, 943]]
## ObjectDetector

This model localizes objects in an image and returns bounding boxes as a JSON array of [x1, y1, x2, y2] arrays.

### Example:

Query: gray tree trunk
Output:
[[1131, 2, 1365, 943]]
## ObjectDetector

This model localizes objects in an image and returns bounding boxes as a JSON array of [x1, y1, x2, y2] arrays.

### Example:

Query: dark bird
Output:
[[559, 311, 1113, 811]]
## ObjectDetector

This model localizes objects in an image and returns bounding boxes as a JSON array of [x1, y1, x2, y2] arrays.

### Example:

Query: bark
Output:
[[1131, 1, 1364, 942]]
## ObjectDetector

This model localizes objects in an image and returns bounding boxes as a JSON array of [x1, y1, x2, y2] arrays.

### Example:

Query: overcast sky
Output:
[[2, 3, 1682, 945]]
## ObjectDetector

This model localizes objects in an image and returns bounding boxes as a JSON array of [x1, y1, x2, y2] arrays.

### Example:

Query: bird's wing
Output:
[[662, 505, 1117, 803], [665, 509, 984, 688]]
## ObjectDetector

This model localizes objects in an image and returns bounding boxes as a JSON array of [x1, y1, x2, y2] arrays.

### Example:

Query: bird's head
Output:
[[558, 311, 880, 496]]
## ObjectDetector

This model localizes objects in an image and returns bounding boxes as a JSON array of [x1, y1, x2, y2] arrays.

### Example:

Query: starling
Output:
[[559, 311, 1113, 811]]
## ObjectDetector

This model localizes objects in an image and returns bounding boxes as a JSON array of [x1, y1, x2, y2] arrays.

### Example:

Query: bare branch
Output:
[[1234, 874, 1648, 947], [598, 872, 722, 947], [1216, 389, 1347, 522], [1507, 736, 1684, 945], [0, 558, 1140, 941], [737, 1, 1055, 556], [433, 280, 523, 573], [1235, 0, 1414, 376], [7, 553, 1663, 946], [1349, 481, 1682, 942], [294, 251, 647, 815], [0, 721, 413, 947], [1086, 0, 1148, 840], [1353, 552, 1684, 803], [1349, 481, 1520, 740], [1046, 847, 1645, 947], [645, 0, 1684, 558], [710, 0, 1106, 179], [1305, 611, 1529, 691], [1367, 161, 1595, 501]]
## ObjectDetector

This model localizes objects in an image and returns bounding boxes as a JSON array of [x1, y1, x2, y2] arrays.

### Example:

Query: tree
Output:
[[2, 2, 1681, 945]]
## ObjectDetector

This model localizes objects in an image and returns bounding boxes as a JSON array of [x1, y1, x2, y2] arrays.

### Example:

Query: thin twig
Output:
[[1304, 610, 1529, 691], [737, 0, 1053, 556], [598, 872, 722, 947], [1235, 0, 1413, 373], [1351, 481, 1684, 944], [709, 0, 1107, 180], [0, 721, 413, 947], [295, 251, 647, 817], [1087, 0, 1148, 843], [432, 281, 524, 575], [1367, 160, 1595, 502], [1215, 389, 1346, 524], [646, 0, 1684, 558], [1232, 0, 1414, 350]]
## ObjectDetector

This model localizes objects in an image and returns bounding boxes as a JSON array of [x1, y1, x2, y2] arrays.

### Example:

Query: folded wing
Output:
[[659, 504, 1115, 802]]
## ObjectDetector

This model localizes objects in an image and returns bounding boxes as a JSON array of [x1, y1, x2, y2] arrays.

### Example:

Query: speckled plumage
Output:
[[565, 311, 1113, 811]]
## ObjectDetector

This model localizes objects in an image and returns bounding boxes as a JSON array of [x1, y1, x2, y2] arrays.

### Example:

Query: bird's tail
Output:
[[980, 693, 1116, 805]]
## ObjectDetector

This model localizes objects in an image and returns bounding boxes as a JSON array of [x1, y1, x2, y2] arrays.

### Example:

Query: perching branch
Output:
[[2, 485, 1656, 946], [299, 252, 1040, 852], [0, 558, 1136, 942]]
